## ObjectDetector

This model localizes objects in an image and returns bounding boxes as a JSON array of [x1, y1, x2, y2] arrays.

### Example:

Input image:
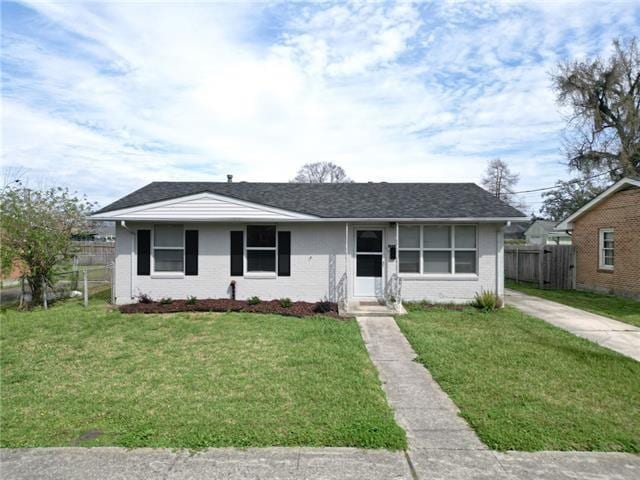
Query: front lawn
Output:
[[0, 299, 406, 449], [396, 305, 640, 452], [506, 280, 640, 328]]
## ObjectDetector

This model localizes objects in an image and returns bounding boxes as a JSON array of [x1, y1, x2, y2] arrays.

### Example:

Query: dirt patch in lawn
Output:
[[119, 298, 342, 318]]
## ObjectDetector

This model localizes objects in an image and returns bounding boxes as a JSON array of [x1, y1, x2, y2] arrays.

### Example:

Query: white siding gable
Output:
[[92, 192, 318, 221]]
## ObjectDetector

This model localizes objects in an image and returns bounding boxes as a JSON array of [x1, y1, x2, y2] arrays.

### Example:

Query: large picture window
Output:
[[154, 224, 184, 272], [599, 228, 614, 270], [398, 225, 477, 275], [246, 225, 277, 272]]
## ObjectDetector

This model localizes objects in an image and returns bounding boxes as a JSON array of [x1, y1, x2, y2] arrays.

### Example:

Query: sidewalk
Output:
[[3, 446, 638, 480], [0, 447, 413, 480], [506, 289, 640, 361]]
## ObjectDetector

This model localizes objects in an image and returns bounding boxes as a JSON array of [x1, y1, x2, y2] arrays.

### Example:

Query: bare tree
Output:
[[291, 162, 352, 183], [481, 158, 524, 209], [2, 166, 27, 190], [552, 37, 640, 179]]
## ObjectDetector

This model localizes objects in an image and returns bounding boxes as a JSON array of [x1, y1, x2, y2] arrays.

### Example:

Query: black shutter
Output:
[[137, 230, 151, 276], [185, 230, 198, 275], [230, 231, 243, 276], [278, 231, 291, 276]]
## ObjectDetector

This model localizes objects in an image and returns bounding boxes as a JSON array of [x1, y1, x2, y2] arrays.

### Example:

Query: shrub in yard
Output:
[[159, 297, 173, 305], [313, 300, 333, 314], [279, 297, 292, 308], [472, 289, 503, 311], [138, 293, 153, 304], [247, 296, 261, 305], [0, 185, 96, 306], [186, 295, 197, 305]]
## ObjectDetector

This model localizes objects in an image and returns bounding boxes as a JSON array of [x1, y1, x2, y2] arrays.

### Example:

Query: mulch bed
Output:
[[119, 298, 342, 318]]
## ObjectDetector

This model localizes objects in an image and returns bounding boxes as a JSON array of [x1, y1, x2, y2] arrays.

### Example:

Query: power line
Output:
[[509, 168, 621, 195]]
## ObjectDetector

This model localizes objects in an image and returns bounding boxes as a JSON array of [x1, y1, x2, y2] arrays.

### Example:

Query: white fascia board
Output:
[[90, 192, 319, 221], [90, 213, 529, 223], [564, 177, 640, 227]]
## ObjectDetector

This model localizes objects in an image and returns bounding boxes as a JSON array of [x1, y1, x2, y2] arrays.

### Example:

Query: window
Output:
[[154, 224, 184, 272], [599, 228, 614, 270], [246, 225, 277, 273], [398, 226, 420, 273], [398, 225, 477, 275]]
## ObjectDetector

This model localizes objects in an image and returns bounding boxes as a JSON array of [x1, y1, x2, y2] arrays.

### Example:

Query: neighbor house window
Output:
[[154, 224, 184, 272], [398, 225, 477, 275], [246, 225, 277, 272], [599, 228, 614, 270]]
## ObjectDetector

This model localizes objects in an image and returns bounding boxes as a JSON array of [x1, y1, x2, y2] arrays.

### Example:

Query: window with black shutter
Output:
[[278, 231, 291, 276], [230, 231, 243, 276], [137, 229, 151, 276], [185, 230, 198, 275]]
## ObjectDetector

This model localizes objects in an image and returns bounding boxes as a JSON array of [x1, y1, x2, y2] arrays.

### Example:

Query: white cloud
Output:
[[1, 0, 637, 209]]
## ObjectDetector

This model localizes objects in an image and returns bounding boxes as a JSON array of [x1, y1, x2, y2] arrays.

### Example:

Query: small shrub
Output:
[[186, 295, 197, 305], [388, 295, 396, 304], [138, 293, 153, 304], [159, 297, 173, 305], [279, 297, 293, 308], [313, 300, 333, 314], [247, 296, 261, 305], [472, 289, 503, 311]]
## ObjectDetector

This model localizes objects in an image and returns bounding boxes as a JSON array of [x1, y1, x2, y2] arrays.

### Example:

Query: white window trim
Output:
[[244, 224, 278, 277], [598, 228, 614, 270], [151, 224, 185, 275], [397, 224, 479, 277]]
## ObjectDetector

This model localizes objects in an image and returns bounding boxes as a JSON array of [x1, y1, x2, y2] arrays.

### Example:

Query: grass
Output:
[[396, 305, 640, 452], [0, 297, 406, 449], [506, 280, 640, 328]]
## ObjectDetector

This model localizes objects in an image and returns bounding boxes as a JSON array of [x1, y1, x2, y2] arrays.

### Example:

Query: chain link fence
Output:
[[0, 263, 114, 308]]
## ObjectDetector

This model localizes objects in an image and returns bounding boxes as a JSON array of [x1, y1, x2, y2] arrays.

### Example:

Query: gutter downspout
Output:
[[497, 222, 508, 302], [396, 222, 400, 304], [344, 222, 349, 310], [120, 220, 134, 301]]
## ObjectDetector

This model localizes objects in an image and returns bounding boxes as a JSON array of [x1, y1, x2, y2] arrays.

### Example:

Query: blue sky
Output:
[[2, 1, 639, 210]]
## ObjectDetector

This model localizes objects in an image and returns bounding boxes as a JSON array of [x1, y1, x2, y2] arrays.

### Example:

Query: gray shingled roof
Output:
[[95, 182, 527, 219]]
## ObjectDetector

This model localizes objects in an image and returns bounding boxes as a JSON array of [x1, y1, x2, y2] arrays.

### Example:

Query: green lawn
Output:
[[506, 280, 640, 328], [0, 298, 406, 449], [396, 305, 640, 452]]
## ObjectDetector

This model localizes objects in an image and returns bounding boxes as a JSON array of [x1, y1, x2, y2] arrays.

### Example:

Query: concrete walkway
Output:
[[506, 289, 640, 362]]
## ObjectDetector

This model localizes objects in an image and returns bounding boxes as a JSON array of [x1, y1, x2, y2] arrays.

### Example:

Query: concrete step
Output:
[[340, 301, 407, 317], [345, 310, 397, 317]]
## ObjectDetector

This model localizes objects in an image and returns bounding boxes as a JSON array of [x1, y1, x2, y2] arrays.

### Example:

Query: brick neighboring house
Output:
[[563, 177, 640, 299]]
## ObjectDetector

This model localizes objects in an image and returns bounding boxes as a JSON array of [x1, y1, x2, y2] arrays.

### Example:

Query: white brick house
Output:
[[91, 181, 527, 306]]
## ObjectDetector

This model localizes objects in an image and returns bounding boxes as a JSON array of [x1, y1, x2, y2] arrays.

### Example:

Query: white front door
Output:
[[355, 229, 384, 297]]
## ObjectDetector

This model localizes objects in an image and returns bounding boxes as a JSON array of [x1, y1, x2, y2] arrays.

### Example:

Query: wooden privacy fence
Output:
[[72, 241, 115, 266], [505, 245, 576, 289]]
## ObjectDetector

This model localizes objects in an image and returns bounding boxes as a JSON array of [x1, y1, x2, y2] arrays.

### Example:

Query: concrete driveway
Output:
[[505, 289, 640, 362]]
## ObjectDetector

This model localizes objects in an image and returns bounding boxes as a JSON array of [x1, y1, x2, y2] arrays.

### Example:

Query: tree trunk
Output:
[[26, 277, 43, 306]]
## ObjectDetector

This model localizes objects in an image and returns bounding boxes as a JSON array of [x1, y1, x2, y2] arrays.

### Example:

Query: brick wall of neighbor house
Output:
[[114, 222, 504, 305], [573, 188, 640, 299]]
